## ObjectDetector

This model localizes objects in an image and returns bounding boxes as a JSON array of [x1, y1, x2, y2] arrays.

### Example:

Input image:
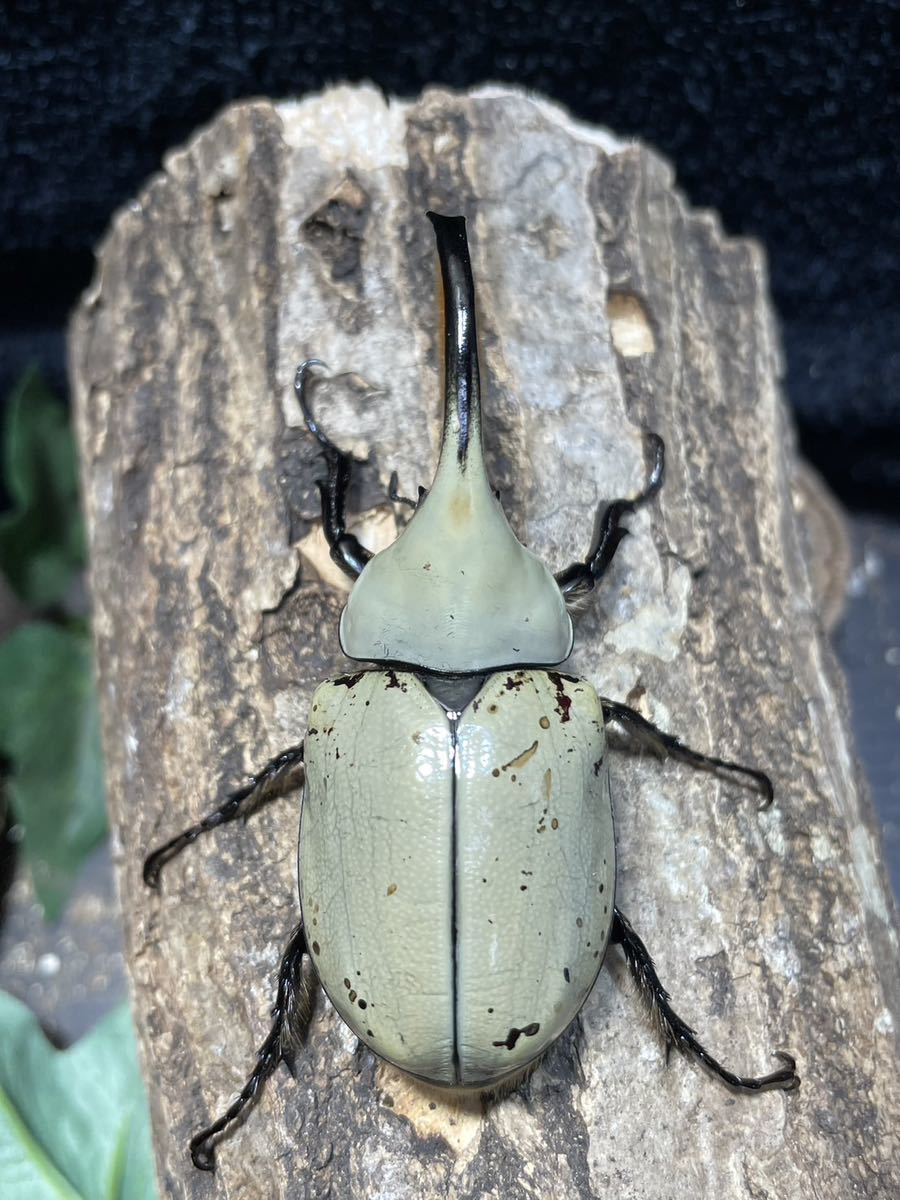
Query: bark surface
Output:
[[70, 85, 899, 1199]]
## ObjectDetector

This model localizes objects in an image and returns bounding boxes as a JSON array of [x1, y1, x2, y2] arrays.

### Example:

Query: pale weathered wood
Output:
[[70, 85, 899, 1199]]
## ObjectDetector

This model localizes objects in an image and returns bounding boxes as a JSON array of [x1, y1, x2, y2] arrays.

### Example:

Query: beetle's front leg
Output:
[[190, 920, 311, 1171], [295, 359, 372, 579], [556, 431, 665, 598], [143, 744, 305, 886], [611, 908, 799, 1093], [600, 697, 774, 808]]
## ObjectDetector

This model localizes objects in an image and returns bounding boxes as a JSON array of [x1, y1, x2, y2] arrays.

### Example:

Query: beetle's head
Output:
[[339, 213, 574, 675]]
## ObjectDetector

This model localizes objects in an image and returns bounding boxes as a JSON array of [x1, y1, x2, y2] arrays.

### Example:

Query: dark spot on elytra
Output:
[[520, 884, 528, 891], [593, 757, 605, 776], [349, 990, 357, 1002], [343, 978, 351, 989], [547, 672, 573, 723], [563, 967, 570, 982], [551, 817, 559, 830], [312, 941, 321, 955], [504, 674, 526, 692], [489, 703, 499, 714], [576, 917, 583, 928], [358, 999, 368, 1009], [387, 883, 398, 896], [385, 670, 405, 691], [598, 883, 605, 894], [334, 671, 366, 689], [539, 716, 550, 729], [492, 1023, 541, 1050]]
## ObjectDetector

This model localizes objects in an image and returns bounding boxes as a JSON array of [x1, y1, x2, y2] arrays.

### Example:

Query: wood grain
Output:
[[70, 85, 899, 1199]]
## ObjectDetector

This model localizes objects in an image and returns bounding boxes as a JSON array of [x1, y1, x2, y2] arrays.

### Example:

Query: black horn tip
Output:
[[426, 210, 467, 232]]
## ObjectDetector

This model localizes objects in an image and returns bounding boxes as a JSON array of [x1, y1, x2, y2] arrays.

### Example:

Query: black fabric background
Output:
[[3, 1, 898, 511]]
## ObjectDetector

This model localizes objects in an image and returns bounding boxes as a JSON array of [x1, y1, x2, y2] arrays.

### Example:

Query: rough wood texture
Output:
[[70, 85, 899, 1199]]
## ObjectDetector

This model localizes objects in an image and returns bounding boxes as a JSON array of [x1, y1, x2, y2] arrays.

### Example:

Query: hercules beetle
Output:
[[144, 211, 799, 1171]]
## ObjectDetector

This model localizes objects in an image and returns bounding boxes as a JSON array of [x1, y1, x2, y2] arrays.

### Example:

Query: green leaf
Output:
[[0, 369, 85, 609], [0, 622, 106, 919], [0, 993, 158, 1200]]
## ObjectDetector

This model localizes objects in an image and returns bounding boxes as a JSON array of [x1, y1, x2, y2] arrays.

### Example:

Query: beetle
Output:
[[144, 211, 799, 1171]]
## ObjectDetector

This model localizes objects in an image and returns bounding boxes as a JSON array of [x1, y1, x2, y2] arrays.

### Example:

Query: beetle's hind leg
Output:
[[600, 698, 774, 809], [143, 744, 305, 886], [611, 908, 799, 1094], [189, 921, 312, 1171], [556, 430, 664, 598], [295, 359, 372, 579]]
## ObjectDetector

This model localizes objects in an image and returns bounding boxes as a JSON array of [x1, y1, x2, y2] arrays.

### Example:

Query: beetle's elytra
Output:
[[144, 211, 799, 1171]]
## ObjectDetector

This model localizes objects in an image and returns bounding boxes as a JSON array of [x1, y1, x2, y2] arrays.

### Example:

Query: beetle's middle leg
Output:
[[556, 431, 665, 598], [600, 697, 774, 808], [611, 908, 799, 1094], [189, 920, 312, 1171], [143, 745, 305, 886]]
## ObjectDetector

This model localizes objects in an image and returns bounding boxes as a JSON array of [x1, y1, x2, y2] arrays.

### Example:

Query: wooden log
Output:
[[70, 85, 899, 1199]]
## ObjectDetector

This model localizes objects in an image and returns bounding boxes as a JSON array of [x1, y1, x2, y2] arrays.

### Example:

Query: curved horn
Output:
[[427, 211, 481, 469]]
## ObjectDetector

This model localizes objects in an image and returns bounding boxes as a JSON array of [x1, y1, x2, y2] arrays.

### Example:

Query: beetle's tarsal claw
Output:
[[142, 856, 162, 889], [387, 469, 419, 510], [641, 430, 665, 499], [189, 1137, 216, 1172], [756, 773, 775, 809]]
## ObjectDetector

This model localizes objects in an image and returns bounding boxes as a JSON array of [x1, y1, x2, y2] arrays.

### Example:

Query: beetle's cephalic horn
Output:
[[338, 212, 573, 674]]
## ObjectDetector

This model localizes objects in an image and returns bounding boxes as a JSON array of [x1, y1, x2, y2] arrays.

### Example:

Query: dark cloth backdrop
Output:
[[2, 1, 898, 511]]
